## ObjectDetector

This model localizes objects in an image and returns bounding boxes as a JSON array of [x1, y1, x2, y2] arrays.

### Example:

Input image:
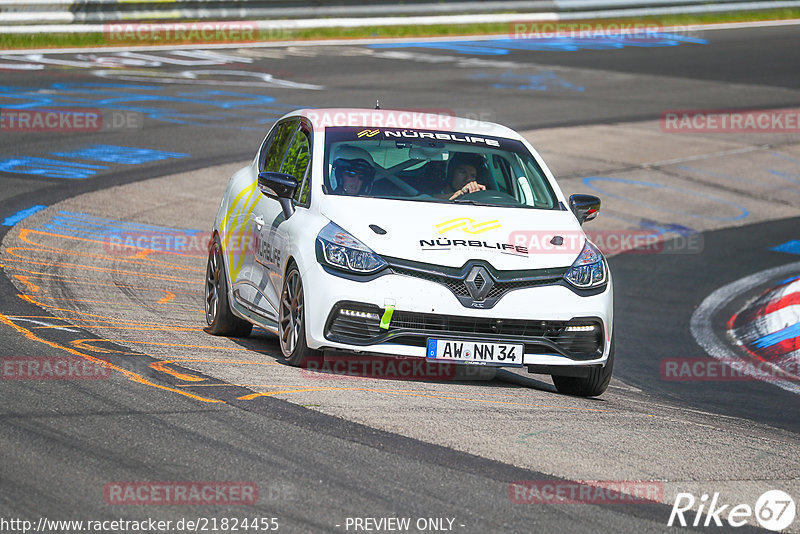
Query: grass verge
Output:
[[1, 8, 799, 50]]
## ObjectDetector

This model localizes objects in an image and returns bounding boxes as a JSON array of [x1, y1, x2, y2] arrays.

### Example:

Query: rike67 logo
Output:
[[668, 490, 795, 531]]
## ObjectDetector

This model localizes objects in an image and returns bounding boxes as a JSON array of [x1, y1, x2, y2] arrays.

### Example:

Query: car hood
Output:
[[319, 197, 585, 270]]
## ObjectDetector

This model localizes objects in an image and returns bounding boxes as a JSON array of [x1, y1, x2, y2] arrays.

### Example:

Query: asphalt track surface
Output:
[[1, 24, 799, 533]]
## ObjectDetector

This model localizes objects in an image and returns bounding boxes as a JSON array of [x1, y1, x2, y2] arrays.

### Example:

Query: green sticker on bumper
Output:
[[380, 305, 395, 329]]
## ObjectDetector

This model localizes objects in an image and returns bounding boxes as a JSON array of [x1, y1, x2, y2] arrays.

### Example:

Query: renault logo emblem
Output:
[[465, 266, 494, 302]]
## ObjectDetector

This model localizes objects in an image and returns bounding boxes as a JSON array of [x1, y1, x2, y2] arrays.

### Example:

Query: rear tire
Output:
[[279, 263, 318, 366], [205, 235, 253, 337], [552, 338, 614, 397]]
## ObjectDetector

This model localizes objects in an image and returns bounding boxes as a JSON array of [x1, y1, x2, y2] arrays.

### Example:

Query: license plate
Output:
[[426, 339, 523, 366]]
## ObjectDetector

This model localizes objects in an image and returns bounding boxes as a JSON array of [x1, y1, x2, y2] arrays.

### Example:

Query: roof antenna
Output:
[[375, 99, 380, 110]]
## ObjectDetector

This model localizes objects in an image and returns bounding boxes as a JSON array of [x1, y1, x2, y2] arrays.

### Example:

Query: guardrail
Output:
[[9, 1, 552, 25], [0, 0, 796, 29]]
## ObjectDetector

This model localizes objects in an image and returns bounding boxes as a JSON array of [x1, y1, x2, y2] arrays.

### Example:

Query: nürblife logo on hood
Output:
[[422, 219, 528, 255], [420, 237, 529, 256]]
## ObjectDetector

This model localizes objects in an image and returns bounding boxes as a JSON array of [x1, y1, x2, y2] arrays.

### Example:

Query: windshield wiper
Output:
[[452, 199, 502, 207], [452, 198, 533, 208]]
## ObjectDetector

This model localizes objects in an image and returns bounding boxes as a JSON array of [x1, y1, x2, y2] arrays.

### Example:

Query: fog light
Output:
[[340, 309, 380, 321], [565, 325, 595, 332]]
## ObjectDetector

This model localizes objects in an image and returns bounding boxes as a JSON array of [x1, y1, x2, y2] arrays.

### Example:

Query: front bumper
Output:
[[301, 261, 613, 367], [326, 301, 604, 360]]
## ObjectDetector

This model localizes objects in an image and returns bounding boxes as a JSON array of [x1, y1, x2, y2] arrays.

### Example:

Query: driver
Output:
[[331, 146, 376, 196], [442, 153, 487, 200]]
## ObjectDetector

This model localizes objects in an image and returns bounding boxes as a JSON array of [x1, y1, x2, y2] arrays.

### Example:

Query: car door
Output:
[[253, 120, 313, 317], [230, 118, 298, 321]]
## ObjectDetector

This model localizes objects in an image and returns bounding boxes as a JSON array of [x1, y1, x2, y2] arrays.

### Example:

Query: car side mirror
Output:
[[569, 194, 600, 225], [258, 171, 297, 218]]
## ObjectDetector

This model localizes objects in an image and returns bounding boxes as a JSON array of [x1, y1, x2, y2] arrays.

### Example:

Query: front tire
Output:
[[205, 236, 253, 337], [552, 339, 614, 397], [279, 264, 317, 366]]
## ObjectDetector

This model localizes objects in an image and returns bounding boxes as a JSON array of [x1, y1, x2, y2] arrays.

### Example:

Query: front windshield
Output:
[[323, 127, 559, 209]]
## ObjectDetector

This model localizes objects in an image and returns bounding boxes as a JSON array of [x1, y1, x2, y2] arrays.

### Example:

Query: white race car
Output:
[[206, 109, 613, 396]]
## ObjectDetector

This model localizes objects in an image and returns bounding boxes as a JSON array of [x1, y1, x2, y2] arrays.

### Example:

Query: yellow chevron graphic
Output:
[[221, 181, 260, 281], [436, 218, 501, 235], [357, 129, 380, 138]]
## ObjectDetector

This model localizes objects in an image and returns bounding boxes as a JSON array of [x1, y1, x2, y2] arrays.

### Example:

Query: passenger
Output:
[[331, 146, 376, 196], [442, 153, 487, 200]]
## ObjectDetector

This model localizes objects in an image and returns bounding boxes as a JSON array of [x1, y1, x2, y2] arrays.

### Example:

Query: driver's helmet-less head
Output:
[[445, 153, 488, 190], [332, 145, 376, 195]]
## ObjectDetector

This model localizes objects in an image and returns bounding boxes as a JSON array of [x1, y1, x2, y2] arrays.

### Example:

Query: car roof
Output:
[[280, 108, 524, 140]]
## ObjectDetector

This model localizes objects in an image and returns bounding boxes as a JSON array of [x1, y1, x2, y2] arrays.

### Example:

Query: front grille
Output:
[[474, 272, 486, 290], [485, 279, 552, 298], [391, 266, 561, 303], [324, 302, 603, 360], [391, 311, 565, 338]]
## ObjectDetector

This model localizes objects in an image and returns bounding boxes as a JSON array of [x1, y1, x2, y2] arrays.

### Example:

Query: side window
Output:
[[259, 119, 299, 172], [281, 129, 312, 205], [491, 155, 514, 194]]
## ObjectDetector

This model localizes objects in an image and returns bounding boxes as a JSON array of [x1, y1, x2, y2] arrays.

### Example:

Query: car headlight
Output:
[[316, 222, 387, 274], [564, 240, 608, 289]]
